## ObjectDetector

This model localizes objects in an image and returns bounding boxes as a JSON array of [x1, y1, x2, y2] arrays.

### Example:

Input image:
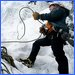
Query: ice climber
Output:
[[20, 3, 70, 74]]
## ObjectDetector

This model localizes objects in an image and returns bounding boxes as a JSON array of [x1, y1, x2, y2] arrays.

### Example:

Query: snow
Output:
[[1, 1, 74, 74]]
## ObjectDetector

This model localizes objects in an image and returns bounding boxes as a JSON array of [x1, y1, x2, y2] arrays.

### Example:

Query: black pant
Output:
[[28, 35, 69, 74]]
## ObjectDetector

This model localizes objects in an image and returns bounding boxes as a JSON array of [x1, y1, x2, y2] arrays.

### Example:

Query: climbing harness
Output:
[[1, 7, 43, 43]]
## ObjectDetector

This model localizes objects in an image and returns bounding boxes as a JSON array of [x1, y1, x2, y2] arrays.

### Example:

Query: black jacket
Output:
[[38, 6, 70, 32]]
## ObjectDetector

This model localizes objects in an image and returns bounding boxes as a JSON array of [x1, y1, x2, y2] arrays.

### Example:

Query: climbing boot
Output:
[[20, 58, 34, 68]]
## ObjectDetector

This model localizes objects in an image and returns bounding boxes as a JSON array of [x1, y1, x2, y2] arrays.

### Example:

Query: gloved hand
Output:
[[40, 26, 47, 35], [33, 12, 39, 20]]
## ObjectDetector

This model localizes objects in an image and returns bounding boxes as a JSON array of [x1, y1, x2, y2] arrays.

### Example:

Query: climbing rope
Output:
[[1, 46, 19, 74], [1, 62, 11, 74], [17, 7, 34, 40], [2, 7, 43, 43], [1, 7, 44, 74], [1, 46, 17, 67], [1, 46, 13, 74], [1, 46, 11, 74]]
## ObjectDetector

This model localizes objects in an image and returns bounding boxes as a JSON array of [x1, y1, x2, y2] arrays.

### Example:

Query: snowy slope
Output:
[[1, 1, 74, 74]]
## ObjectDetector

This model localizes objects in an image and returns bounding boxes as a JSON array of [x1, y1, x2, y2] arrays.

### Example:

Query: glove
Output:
[[40, 26, 47, 35], [33, 12, 39, 20]]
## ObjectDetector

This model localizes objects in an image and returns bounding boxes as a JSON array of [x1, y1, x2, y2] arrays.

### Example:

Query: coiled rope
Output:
[[1, 46, 11, 74], [1, 46, 20, 74], [2, 7, 43, 43]]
